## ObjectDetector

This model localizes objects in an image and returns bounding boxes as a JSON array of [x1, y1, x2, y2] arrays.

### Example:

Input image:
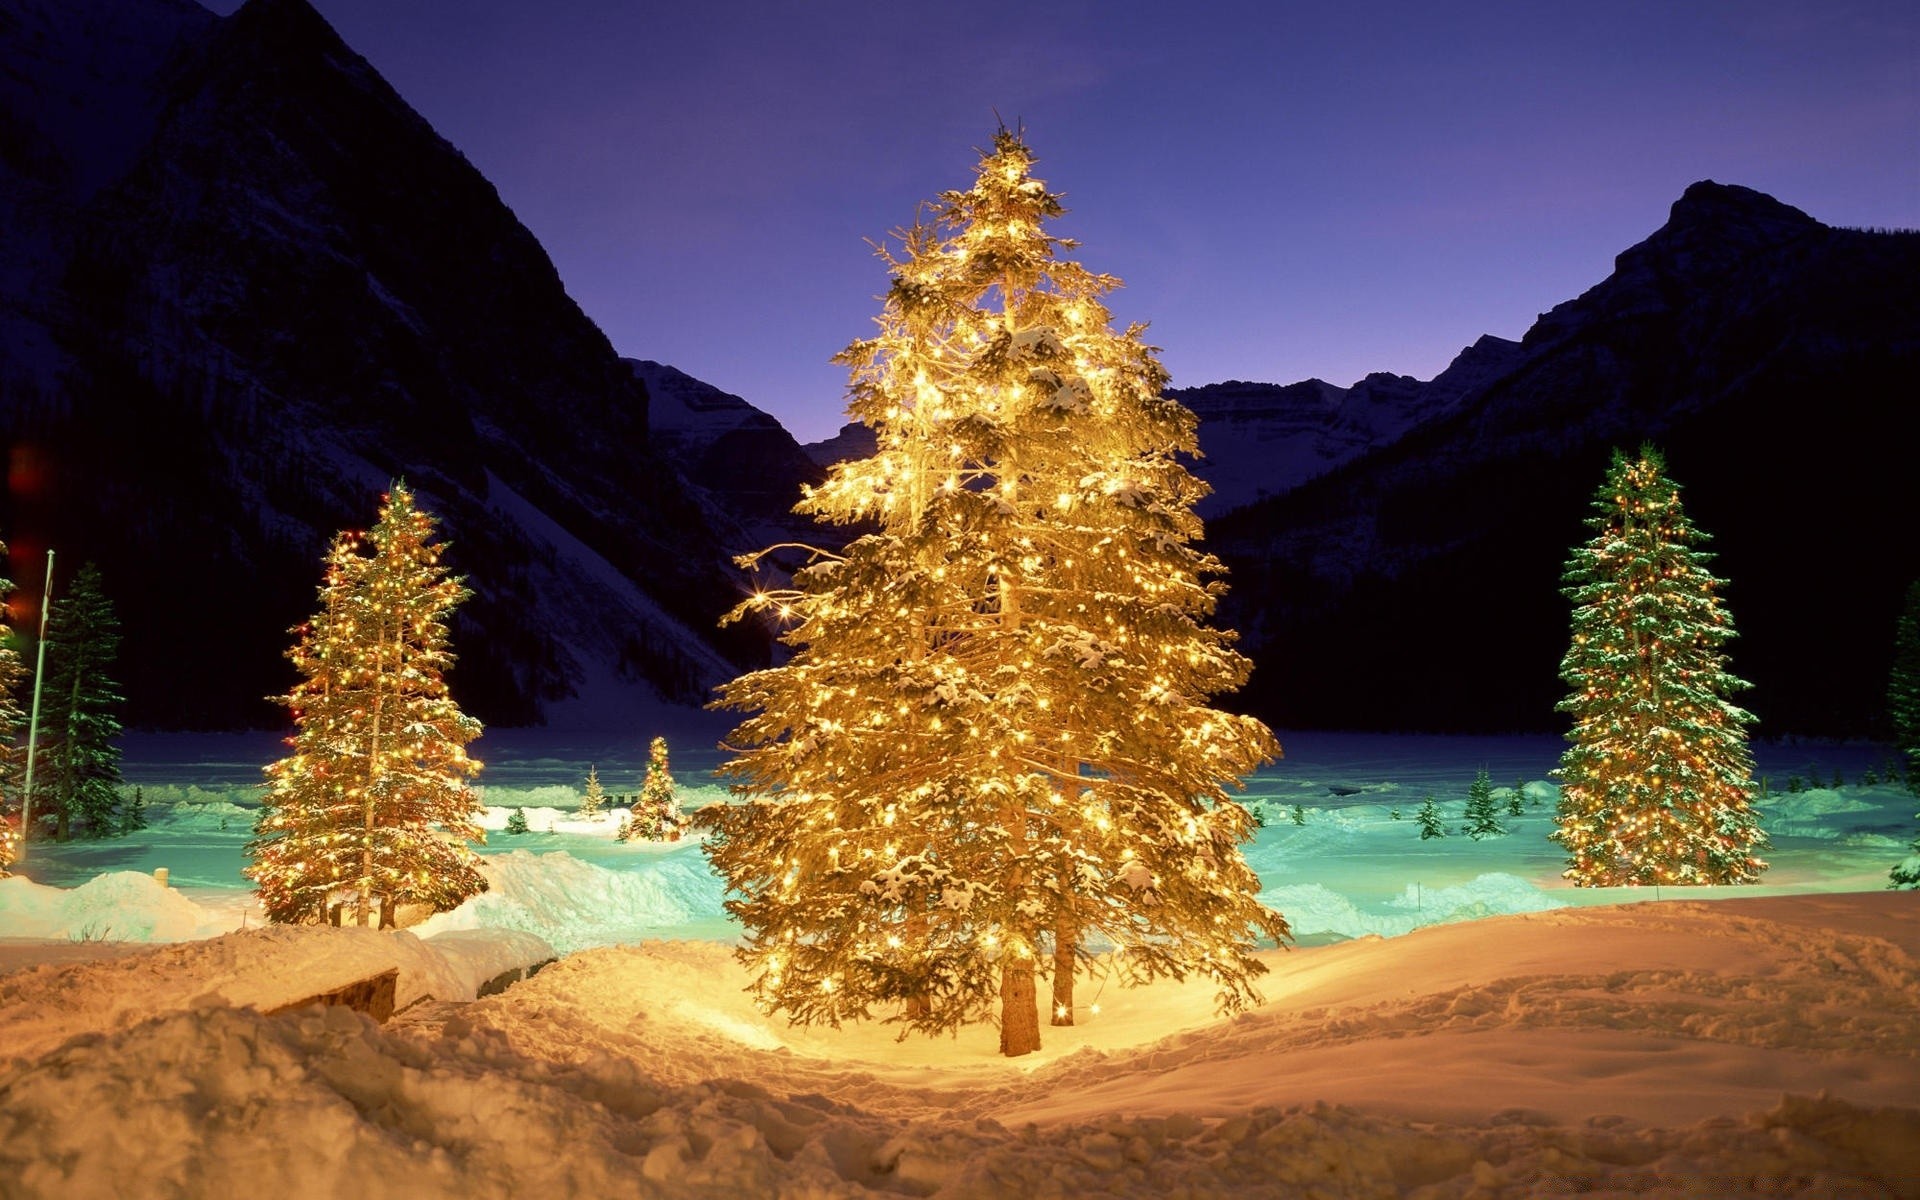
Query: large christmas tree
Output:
[[246, 483, 487, 926], [1551, 448, 1768, 886], [698, 127, 1287, 1057], [34, 563, 125, 840]]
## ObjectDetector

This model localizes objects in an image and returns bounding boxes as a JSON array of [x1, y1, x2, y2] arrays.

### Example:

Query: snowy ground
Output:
[[3, 731, 1917, 1197]]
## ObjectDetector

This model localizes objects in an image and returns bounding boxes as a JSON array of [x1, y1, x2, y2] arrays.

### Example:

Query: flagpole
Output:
[[17, 549, 53, 862]]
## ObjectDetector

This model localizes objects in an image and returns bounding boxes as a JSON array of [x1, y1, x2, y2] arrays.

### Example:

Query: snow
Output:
[[2, 731, 1917, 1196]]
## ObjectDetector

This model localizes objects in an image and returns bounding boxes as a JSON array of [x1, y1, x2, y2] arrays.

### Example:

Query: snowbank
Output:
[[1, 893, 1915, 1198]]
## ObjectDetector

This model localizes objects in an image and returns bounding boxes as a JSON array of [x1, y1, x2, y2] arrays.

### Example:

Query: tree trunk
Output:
[[1000, 961, 1040, 1057], [1050, 914, 1076, 1026]]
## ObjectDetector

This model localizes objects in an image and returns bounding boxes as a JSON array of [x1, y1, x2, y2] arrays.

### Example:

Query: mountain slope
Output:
[[0, 0, 762, 729], [1210, 183, 1920, 736]]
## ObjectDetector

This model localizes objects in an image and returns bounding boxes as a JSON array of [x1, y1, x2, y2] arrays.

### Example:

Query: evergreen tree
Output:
[[581, 764, 606, 821], [1506, 782, 1525, 817], [0, 542, 25, 872], [246, 484, 486, 926], [1463, 767, 1505, 839], [696, 127, 1287, 1057], [1891, 580, 1920, 794], [1416, 795, 1446, 840], [35, 563, 124, 840], [505, 807, 529, 835], [620, 736, 681, 842], [119, 785, 147, 834], [1550, 448, 1767, 886]]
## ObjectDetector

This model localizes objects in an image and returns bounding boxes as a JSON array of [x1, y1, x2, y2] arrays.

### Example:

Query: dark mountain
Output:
[[0, 0, 761, 730], [1210, 183, 1920, 737]]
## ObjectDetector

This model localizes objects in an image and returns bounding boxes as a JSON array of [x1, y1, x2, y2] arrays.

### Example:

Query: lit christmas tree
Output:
[[35, 563, 124, 840], [1551, 448, 1767, 886], [246, 483, 486, 926], [619, 736, 681, 841], [1888, 581, 1920, 888], [581, 764, 607, 821], [0, 542, 24, 873], [697, 127, 1287, 1057]]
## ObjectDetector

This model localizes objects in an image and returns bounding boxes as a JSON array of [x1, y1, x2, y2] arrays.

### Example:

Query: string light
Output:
[[692, 127, 1290, 1058]]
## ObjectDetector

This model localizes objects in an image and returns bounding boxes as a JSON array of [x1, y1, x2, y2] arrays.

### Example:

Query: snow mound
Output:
[[0, 870, 210, 941], [1261, 872, 1562, 940], [413, 849, 725, 953]]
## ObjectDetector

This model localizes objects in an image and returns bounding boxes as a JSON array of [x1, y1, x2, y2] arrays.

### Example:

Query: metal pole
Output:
[[17, 550, 54, 862]]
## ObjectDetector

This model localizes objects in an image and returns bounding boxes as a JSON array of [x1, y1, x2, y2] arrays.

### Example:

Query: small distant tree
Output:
[[246, 483, 486, 926], [1289, 804, 1306, 826], [1417, 795, 1446, 840], [119, 785, 147, 834], [619, 736, 681, 841], [35, 563, 124, 840], [1464, 768, 1505, 840], [1506, 781, 1525, 817], [505, 807, 530, 835], [1550, 448, 1767, 886], [1894, 584, 1920, 793], [581, 764, 606, 821]]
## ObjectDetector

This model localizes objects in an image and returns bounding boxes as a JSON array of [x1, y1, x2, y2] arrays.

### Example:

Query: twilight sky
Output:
[[209, 0, 1917, 443]]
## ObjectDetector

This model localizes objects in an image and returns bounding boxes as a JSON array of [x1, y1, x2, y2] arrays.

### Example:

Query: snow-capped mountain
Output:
[[1209, 182, 1920, 736], [0, 0, 762, 730], [1171, 335, 1526, 517]]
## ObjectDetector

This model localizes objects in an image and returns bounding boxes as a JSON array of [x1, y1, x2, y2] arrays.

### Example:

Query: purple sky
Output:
[[206, 0, 1917, 443]]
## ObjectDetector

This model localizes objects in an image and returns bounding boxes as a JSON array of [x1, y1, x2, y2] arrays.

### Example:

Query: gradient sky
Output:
[[205, 0, 1918, 443]]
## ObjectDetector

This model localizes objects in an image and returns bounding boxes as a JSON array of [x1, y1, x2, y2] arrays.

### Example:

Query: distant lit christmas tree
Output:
[[1551, 448, 1767, 886], [619, 736, 681, 841], [697, 127, 1286, 1057], [0, 541, 25, 872], [1888, 581, 1920, 888], [246, 484, 486, 926], [35, 563, 124, 840], [581, 764, 606, 821]]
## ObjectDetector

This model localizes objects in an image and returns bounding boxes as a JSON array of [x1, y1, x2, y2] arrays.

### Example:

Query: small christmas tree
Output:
[[1416, 795, 1446, 840], [1464, 768, 1505, 840], [506, 808, 529, 835], [0, 542, 25, 865], [246, 483, 487, 926], [34, 563, 125, 840], [1550, 448, 1767, 886], [1506, 782, 1525, 817], [619, 736, 680, 841], [581, 765, 606, 821]]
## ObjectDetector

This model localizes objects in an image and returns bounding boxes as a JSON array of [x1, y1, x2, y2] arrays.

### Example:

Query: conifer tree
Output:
[[620, 736, 681, 841], [35, 563, 124, 840], [246, 484, 486, 926], [1551, 448, 1767, 886], [1464, 767, 1505, 839], [581, 764, 606, 821], [1416, 795, 1446, 840], [505, 807, 529, 835], [1888, 581, 1920, 888], [1890, 581, 1920, 793], [0, 542, 25, 872], [697, 127, 1287, 1057]]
